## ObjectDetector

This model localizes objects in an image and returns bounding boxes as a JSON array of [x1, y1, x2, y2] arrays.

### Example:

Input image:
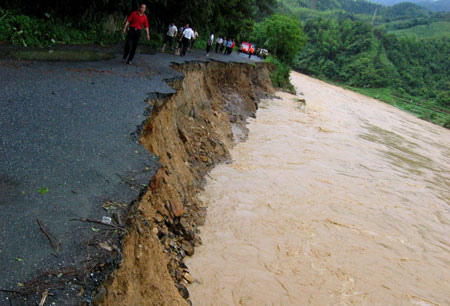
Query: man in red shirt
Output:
[[122, 4, 150, 65]]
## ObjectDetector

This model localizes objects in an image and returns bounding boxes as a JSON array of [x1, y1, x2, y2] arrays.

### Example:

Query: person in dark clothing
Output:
[[215, 37, 223, 53], [221, 38, 227, 53], [122, 4, 150, 65], [180, 24, 194, 57]]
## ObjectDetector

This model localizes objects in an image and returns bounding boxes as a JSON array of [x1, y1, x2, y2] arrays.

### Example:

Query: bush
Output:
[[0, 8, 120, 47], [443, 117, 450, 129], [266, 56, 295, 93]]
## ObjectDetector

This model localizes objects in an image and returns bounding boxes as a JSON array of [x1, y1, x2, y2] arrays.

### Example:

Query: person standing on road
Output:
[[175, 25, 185, 55], [222, 38, 227, 53], [230, 39, 236, 55], [162, 22, 177, 53], [191, 28, 199, 49], [122, 3, 150, 65], [180, 24, 194, 57], [215, 36, 223, 53], [225, 39, 233, 55], [206, 32, 214, 56]]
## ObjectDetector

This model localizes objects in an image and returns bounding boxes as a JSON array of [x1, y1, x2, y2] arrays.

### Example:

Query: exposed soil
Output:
[[97, 61, 274, 305]]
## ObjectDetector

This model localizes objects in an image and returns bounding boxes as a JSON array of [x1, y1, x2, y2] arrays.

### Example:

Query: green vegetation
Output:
[[272, 0, 450, 128], [388, 21, 450, 39], [0, 8, 120, 47], [0, 1, 276, 47], [250, 14, 306, 91], [294, 18, 449, 126], [253, 14, 306, 65], [266, 56, 296, 93]]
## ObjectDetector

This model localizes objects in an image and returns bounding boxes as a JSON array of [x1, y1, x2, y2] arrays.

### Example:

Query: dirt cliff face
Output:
[[100, 61, 273, 305]]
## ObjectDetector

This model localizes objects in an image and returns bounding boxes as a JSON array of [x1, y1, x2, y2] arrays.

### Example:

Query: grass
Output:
[[343, 86, 450, 128], [7, 49, 116, 61]]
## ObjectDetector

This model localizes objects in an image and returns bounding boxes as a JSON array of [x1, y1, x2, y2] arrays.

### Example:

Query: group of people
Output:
[[122, 4, 238, 64], [214, 37, 236, 55], [161, 23, 236, 57], [162, 23, 201, 57]]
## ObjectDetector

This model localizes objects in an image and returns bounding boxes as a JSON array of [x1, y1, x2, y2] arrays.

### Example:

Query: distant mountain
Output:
[[368, 0, 450, 12]]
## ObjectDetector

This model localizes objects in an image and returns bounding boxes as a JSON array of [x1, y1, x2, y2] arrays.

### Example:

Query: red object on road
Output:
[[240, 42, 252, 53]]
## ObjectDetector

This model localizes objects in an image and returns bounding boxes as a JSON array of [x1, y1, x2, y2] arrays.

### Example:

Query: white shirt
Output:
[[183, 28, 194, 39], [217, 38, 223, 44], [167, 25, 177, 37], [208, 34, 214, 45]]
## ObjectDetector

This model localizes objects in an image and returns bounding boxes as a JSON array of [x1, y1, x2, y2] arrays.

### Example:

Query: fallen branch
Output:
[[36, 219, 60, 251], [0, 289, 23, 295], [39, 289, 49, 306], [70, 218, 124, 231]]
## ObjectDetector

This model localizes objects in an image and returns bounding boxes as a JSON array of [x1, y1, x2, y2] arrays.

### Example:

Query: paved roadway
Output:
[[0, 48, 259, 298]]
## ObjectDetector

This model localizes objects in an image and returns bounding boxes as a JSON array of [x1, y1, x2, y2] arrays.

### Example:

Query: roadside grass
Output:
[[266, 56, 296, 94], [8, 49, 115, 61], [344, 86, 450, 128]]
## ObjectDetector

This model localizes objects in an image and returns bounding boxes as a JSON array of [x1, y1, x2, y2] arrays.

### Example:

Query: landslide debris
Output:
[[99, 61, 274, 305]]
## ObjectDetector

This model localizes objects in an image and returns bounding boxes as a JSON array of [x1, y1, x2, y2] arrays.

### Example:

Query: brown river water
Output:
[[185, 72, 450, 305]]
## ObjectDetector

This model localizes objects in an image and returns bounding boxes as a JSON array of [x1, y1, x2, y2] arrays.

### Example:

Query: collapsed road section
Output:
[[0, 51, 273, 305]]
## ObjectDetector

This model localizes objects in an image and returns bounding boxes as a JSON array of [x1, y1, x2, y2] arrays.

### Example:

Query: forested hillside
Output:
[[270, 0, 450, 127], [368, 0, 450, 12]]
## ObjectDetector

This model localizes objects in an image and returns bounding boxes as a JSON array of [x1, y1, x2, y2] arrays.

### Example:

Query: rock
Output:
[[175, 269, 183, 281], [176, 284, 190, 299], [152, 227, 158, 235], [183, 273, 195, 284], [92, 287, 106, 305], [155, 214, 164, 223], [181, 241, 194, 256], [179, 218, 190, 232], [101, 216, 112, 225], [169, 201, 184, 217]]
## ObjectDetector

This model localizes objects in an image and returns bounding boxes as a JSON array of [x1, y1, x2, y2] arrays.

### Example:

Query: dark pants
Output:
[[163, 34, 174, 48], [123, 27, 141, 62], [206, 44, 212, 54], [215, 43, 220, 53], [180, 37, 191, 56]]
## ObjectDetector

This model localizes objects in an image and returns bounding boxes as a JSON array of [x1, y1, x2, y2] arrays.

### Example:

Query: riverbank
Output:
[[0, 50, 272, 305]]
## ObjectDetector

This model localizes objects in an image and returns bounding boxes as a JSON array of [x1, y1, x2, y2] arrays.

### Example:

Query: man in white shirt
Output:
[[206, 32, 214, 56], [162, 22, 177, 53], [180, 24, 194, 57], [215, 37, 223, 53]]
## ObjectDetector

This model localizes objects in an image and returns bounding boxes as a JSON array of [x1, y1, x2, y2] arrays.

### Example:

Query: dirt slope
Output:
[[98, 61, 274, 305]]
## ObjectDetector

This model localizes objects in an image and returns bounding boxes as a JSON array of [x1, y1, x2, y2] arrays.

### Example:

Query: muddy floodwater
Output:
[[185, 72, 450, 305]]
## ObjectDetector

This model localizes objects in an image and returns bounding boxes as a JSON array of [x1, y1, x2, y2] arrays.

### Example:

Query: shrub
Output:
[[266, 56, 295, 93]]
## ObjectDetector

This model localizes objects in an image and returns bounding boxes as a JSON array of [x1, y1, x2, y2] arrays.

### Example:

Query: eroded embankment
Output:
[[97, 61, 273, 305]]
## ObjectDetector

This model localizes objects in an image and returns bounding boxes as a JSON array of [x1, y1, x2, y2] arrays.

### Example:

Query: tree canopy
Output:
[[0, 0, 276, 38], [253, 14, 306, 65]]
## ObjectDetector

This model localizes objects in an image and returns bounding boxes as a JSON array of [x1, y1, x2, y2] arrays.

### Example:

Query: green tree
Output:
[[254, 14, 306, 64]]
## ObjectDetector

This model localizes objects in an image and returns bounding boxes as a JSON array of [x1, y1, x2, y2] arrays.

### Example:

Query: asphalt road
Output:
[[0, 47, 260, 298]]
